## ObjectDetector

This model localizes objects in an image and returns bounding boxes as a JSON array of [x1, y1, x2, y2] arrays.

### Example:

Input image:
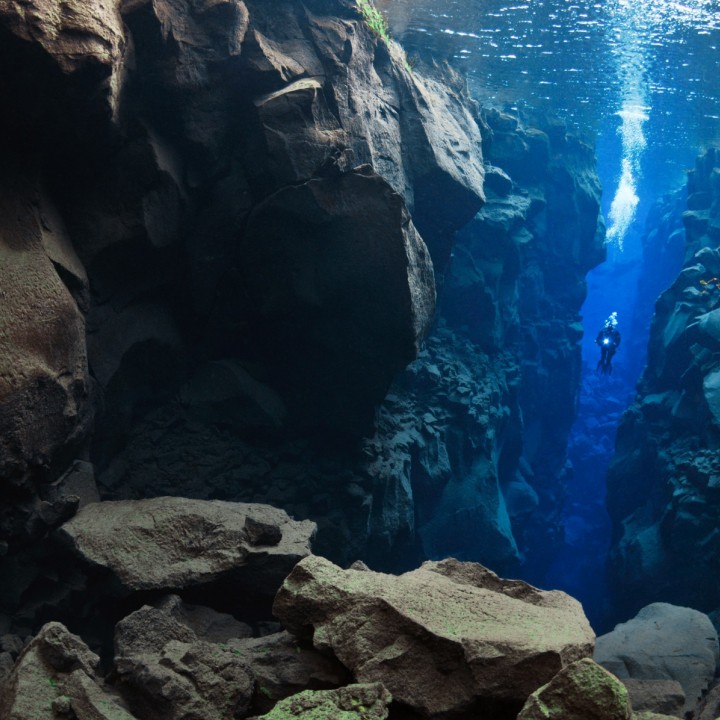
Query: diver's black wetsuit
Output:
[[596, 327, 621, 374]]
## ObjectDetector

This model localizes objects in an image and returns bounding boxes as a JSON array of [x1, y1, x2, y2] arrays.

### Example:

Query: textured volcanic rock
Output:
[[606, 148, 720, 619], [0, 0, 124, 77], [0, 621, 137, 720], [250, 682, 392, 720], [441, 109, 604, 579], [273, 555, 594, 718], [517, 658, 632, 720], [0, 0, 604, 662], [114, 602, 254, 720], [57, 497, 315, 596], [112, 593, 348, 718], [0, 179, 93, 544], [594, 603, 719, 716], [0, 0, 486, 556], [98, 112, 603, 580], [230, 632, 351, 714], [621, 680, 685, 719]]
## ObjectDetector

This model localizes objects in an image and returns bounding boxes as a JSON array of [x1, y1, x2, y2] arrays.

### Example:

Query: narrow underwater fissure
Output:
[[4, 0, 720, 717]]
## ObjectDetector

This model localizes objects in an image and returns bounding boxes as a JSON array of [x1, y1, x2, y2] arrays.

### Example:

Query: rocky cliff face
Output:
[[92, 108, 604, 578], [607, 147, 720, 621], [430, 109, 605, 577], [0, 0, 604, 614], [0, 0, 482, 548]]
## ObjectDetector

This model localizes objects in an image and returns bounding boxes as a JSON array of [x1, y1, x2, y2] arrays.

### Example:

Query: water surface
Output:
[[378, 0, 720, 198]]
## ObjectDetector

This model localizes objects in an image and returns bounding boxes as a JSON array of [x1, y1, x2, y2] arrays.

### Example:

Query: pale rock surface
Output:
[[274, 555, 594, 717], [57, 497, 315, 594]]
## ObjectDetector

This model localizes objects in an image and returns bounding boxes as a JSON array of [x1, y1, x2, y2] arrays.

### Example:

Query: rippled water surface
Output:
[[378, 0, 720, 193]]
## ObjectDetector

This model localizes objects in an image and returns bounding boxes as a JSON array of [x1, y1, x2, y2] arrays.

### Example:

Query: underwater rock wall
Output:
[[607, 147, 720, 621], [0, 0, 604, 592], [431, 109, 605, 576], [0, 0, 483, 552]]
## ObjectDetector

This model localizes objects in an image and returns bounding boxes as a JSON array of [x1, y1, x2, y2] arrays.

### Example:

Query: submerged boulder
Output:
[[56, 497, 315, 598], [273, 555, 594, 717], [517, 658, 632, 720], [227, 631, 350, 714], [594, 603, 719, 716], [239, 166, 436, 434]]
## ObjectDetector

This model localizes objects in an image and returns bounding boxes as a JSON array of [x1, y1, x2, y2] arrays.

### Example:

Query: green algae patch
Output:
[[254, 683, 391, 720], [518, 658, 632, 720], [355, 0, 391, 44]]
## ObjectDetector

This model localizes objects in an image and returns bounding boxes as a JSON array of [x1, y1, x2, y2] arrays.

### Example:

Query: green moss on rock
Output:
[[254, 683, 391, 720], [518, 658, 632, 720]]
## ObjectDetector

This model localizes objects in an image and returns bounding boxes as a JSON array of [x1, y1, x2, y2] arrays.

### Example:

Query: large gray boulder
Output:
[[594, 603, 719, 716], [273, 555, 594, 717], [57, 497, 316, 598], [517, 658, 632, 720]]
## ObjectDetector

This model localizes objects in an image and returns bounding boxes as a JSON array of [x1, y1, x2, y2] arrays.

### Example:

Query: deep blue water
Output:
[[379, 0, 713, 622]]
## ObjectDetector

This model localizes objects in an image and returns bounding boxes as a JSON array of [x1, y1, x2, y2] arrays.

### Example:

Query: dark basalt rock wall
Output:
[[0, 0, 482, 549], [0, 0, 604, 620], [430, 109, 605, 577], [95, 110, 604, 578], [607, 147, 720, 622]]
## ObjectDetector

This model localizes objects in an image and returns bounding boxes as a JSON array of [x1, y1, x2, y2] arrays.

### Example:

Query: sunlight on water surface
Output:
[[377, 0, 720, 203]]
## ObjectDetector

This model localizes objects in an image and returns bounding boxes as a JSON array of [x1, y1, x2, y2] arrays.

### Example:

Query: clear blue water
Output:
[[379, 0, 712, 618], [379, 0, 720, 209]]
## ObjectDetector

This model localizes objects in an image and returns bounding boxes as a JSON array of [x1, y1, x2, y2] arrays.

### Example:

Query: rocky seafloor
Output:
[[1, 495, 719, 720]]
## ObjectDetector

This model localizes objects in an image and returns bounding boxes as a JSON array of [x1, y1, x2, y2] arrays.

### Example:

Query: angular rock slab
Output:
[[57, 497, 316, 596], [251, 682, 392, 720], [594, 603, 719, 716], [517, 658, 632, 720], [273, 556, 594, 717]]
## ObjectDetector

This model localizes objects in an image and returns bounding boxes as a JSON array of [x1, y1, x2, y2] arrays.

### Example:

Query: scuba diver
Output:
[[595, 311, 621, 375]]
